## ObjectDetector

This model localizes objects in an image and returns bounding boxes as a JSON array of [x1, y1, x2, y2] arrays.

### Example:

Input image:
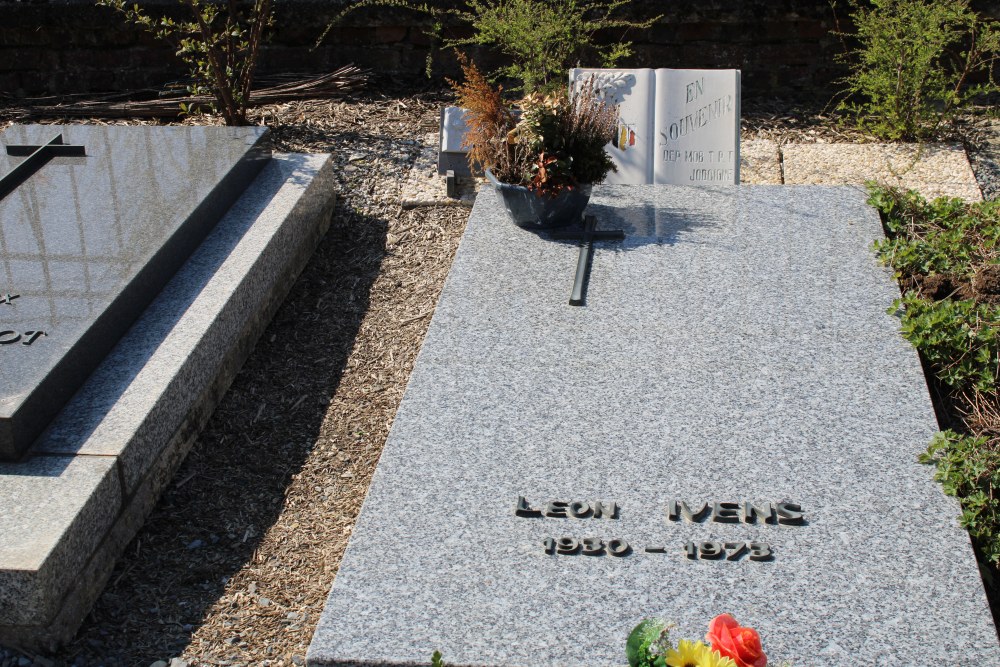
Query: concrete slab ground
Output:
[[740, 139, 782, 184], [0, 153, 336, 650], [310, 185, 999, 666], [782, 142, 983, 201]]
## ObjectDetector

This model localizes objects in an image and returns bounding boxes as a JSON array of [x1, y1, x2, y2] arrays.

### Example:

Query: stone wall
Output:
[[1, 0, 998, 101]]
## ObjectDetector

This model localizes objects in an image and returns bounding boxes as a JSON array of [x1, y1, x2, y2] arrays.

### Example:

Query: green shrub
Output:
[[448, 0, 658, 93], [322, 0, 659, 92], [835, 0, 1000, 140], [97, 0, 273, 125]]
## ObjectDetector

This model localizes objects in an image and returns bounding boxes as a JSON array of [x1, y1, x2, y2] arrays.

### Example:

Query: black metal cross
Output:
[[0, 133, 87, 201], [550, 214, 624, 306]]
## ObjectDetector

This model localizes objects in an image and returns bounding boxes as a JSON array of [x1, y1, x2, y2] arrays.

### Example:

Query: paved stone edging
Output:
[[402, 137, 988, 205]]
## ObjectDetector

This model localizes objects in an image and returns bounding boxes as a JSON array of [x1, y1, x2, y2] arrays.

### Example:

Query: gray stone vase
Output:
[[485, 169, 592, 229]]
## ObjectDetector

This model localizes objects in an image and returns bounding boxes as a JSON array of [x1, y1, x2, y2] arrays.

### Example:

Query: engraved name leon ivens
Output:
[[515, 496, 805, 562]]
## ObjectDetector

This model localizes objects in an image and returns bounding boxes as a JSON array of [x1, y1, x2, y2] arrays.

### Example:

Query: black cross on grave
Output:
[[550, 214, 624, 306], [0, 133, 87, 201]]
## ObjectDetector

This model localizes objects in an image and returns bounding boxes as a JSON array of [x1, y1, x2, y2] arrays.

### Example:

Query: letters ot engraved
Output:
[[0, 133, 83, 346], [0, 291, 46, 346], [516, 496, 805, 561]]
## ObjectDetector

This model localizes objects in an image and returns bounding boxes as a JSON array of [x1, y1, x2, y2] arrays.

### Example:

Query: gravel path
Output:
[[0, 94, 998, 667]]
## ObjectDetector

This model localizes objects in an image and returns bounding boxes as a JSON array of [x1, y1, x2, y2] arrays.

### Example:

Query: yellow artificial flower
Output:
[[664, 639, 711, 667], [702, 649, 738, 667]]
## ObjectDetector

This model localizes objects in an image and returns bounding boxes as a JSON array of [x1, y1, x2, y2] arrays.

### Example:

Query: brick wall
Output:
[[1, 0, 998, 101]]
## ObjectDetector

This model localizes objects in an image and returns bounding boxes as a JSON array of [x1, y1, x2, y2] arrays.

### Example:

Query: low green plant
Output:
[[834, 0, 1000, 140], [871, 187, 1000, 280], [870, 184, 1000, 570], [891, 293, 1000, 393], [431, 650, 444, 667], [321, 0, 659, 92], [920, 430, 1000, 565], [97, 0, 273, 125]]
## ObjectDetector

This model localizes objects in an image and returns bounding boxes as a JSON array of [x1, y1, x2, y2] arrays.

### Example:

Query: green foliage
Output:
[[920, 430, 1000, 564], [891, 293, 1000, 393], [869, 184, 1000, 569], [835, 0, 1000, 140], [625, 618, 669, 667], [322, 0, 659, 92], [448, 0, 659, 93], [431, 650, 444, 667], [96, 0, 273, 125], [870, 186, 1000, 280]]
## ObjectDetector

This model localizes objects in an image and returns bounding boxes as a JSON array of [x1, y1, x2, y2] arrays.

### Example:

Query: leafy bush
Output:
[[891, 293, 1000, 393], [97, 0, 273, 125], [835, 0, 1000, 140], [448, 0, 659, 93], [322, 0, 659, 92]]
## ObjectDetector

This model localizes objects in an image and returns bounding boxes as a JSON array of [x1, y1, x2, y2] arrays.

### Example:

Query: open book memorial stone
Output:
[[570, 68, 740, 185]]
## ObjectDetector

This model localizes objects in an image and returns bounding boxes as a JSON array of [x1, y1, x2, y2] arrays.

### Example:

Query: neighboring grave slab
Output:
[[309, 185, 999, 665], [0, 125, 269, 460], [654, 69, 740, 184], [0, 152, 336, 650]]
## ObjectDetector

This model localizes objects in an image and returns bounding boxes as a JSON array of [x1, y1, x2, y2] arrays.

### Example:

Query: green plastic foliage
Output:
[[836, 0, 1000, 140], [626, 618, 669, 667], [96, 0, 273, 125]]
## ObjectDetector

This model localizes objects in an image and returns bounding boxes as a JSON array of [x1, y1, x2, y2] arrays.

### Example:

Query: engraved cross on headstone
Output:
[[0, 133, 87, 201], [551, 214, 625, 306]]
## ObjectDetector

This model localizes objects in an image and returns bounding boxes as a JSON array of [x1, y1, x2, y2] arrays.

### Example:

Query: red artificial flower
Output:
[[706, 614, 767, 667]]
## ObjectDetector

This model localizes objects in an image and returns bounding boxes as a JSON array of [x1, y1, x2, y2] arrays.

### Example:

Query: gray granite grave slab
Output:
[[0, 125, 269, 460], [309, 185, 1000, 666], [0, 152, 335, 650]]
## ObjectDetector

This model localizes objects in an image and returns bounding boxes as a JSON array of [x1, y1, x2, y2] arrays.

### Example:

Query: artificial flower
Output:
[[664, 639, 711, 667], [706, 614, 767, 667]]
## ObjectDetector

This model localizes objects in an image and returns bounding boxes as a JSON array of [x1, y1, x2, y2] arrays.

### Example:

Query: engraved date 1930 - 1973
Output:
[[543, 537, 773, 561]]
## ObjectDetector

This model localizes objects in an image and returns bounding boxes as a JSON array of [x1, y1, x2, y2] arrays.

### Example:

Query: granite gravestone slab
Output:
[[308, 185, 1000, 666], [0, 125, 268, 460]]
